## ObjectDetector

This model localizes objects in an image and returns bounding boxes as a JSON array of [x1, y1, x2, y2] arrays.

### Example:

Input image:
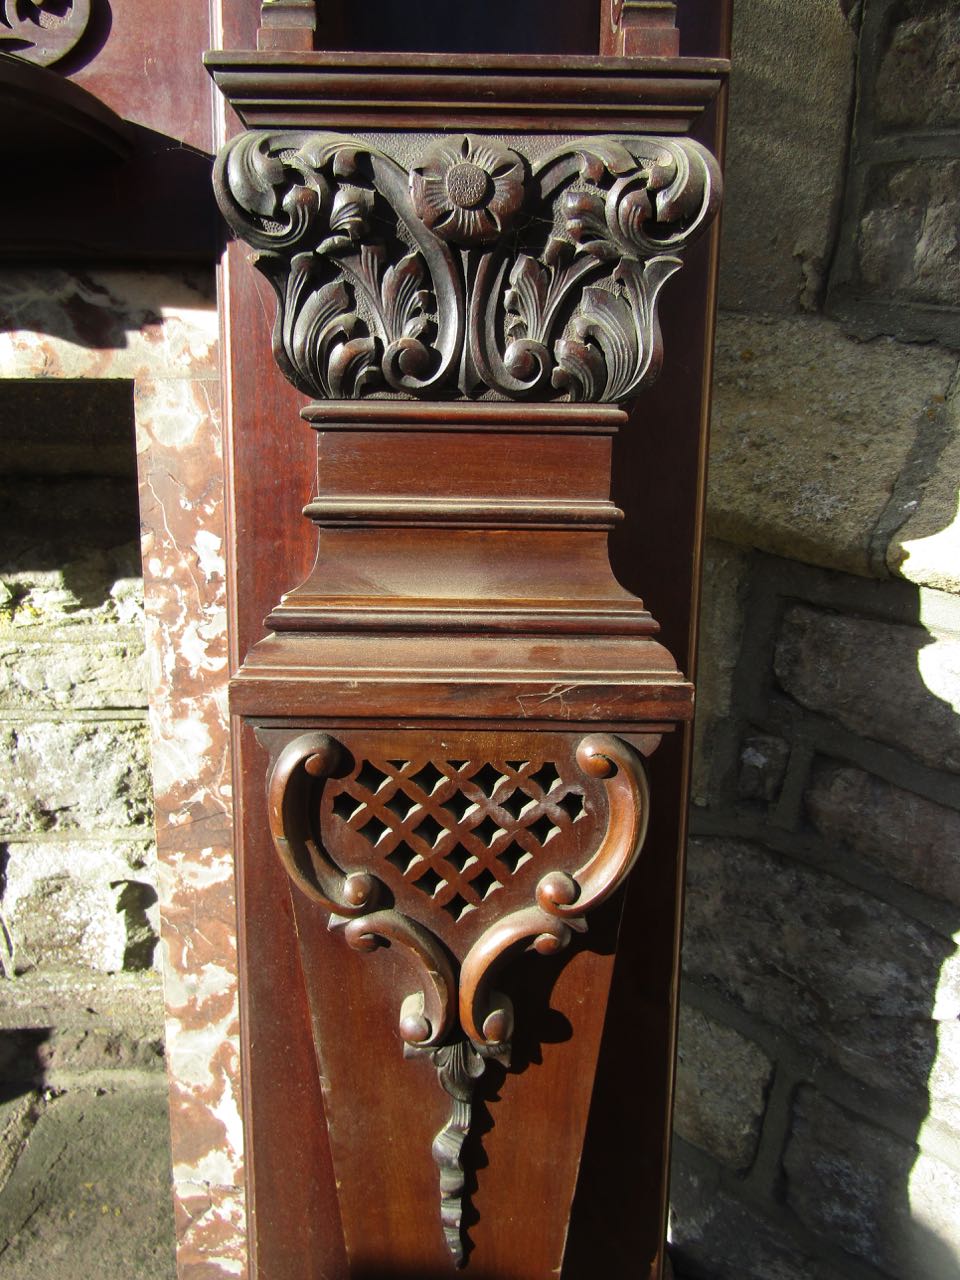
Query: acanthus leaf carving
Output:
[[214, 131, 721, 405]]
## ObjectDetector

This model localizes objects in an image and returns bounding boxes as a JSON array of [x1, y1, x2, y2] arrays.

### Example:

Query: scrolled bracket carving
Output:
[[266, 731, 379, 915], [537, 732, 650, 918], [459, 906, 586, 1054], [266, 730, 651, 1266], [341, 909, 456, 1049], [214, 129, 721, 404], [462, 735, 648, 1057]]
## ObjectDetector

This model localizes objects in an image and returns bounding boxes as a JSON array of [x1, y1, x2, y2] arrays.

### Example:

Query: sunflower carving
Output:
[[410, 135, 525, 247]]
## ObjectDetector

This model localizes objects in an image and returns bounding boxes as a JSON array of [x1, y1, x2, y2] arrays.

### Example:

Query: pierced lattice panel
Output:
[[322, 746, 602, 946]]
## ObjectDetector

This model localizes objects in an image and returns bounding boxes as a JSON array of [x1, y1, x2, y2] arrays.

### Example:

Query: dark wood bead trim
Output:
[[301, 496, 623, 530]]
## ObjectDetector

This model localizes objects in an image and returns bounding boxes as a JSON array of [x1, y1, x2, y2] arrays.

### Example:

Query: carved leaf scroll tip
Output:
[[265, 731, 381, 917], [536, 733, 650, 918], [342, 911, 457, 1049], [429, 1039, 485, 1268]]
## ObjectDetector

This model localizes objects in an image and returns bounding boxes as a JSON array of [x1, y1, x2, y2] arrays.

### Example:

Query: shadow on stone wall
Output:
[[0, 1027, 50, 1105], [673, 552, 960, 1280], [0, 994, 175, 1280]]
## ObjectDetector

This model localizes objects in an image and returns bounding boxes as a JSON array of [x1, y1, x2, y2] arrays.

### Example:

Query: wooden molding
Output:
[[601, 1, 681, 58], [204, 49, 727, 133], [257, 0, 316, 51], [209, 11, 729, 1273]]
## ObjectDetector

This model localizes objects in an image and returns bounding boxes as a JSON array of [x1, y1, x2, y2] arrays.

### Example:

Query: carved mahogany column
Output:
[[208, 8, 728, 1275]]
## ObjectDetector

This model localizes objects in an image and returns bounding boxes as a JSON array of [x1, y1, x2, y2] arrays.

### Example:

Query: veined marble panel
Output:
[[0, 269, 245, 1280]]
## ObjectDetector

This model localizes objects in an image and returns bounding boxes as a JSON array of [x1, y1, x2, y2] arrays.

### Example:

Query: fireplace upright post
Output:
[[207, 3, 730, 1274]]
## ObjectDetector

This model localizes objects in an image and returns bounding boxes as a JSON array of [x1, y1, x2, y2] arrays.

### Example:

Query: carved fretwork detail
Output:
[[329, 756, 587, 924], [214, 131, 721, 404], [0, 0, 90, 66], [263, 728, 650, 1266]]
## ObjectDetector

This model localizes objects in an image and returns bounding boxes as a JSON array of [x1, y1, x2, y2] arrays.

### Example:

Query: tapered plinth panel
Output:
[[209, 9, 728, 1275]]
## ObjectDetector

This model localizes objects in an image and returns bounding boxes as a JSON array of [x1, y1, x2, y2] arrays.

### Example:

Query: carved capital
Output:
[[214, 130, 721, 404]]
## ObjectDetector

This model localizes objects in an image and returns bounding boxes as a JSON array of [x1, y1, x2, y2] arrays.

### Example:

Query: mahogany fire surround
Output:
[[207, 4, 730, 1275]]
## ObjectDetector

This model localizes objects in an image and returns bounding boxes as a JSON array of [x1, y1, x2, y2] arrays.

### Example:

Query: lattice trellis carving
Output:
[[327, 756, 587, 924]]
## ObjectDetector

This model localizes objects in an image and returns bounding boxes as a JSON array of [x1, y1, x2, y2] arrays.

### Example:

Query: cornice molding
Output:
[[204, 49, 728, 133]]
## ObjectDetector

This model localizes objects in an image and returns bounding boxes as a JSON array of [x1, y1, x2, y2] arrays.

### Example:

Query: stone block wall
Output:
[[671, 3, 960, 1276], [674, 558, 960, 1279], [0, 378, 157, 978], [828, 0, 960, 344]]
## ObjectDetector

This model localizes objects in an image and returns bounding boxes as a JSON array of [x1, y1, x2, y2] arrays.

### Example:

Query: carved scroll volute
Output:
[[266, 731, 378, 916], [343, 911, 456, 1050], [459, 906, 585, 1054], [538, 733, 650, 918], [266, 732, 458, 1048], [461, 734, 649, 1054]]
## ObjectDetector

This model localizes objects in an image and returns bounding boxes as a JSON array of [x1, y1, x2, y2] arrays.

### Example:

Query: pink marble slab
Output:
[[0, 269, 246, 1280]]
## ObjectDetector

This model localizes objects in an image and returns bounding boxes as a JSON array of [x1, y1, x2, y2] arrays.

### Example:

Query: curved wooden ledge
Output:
[[0, 51, 132, 160]]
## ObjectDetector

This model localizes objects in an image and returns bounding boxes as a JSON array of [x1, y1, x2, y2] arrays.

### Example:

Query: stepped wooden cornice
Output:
[[206, 48, 727, 133]]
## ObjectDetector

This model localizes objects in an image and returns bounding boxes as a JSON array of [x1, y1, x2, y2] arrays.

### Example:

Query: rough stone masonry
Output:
[[671, 3, 960, 1278], [0, 369, 176, 1275]]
